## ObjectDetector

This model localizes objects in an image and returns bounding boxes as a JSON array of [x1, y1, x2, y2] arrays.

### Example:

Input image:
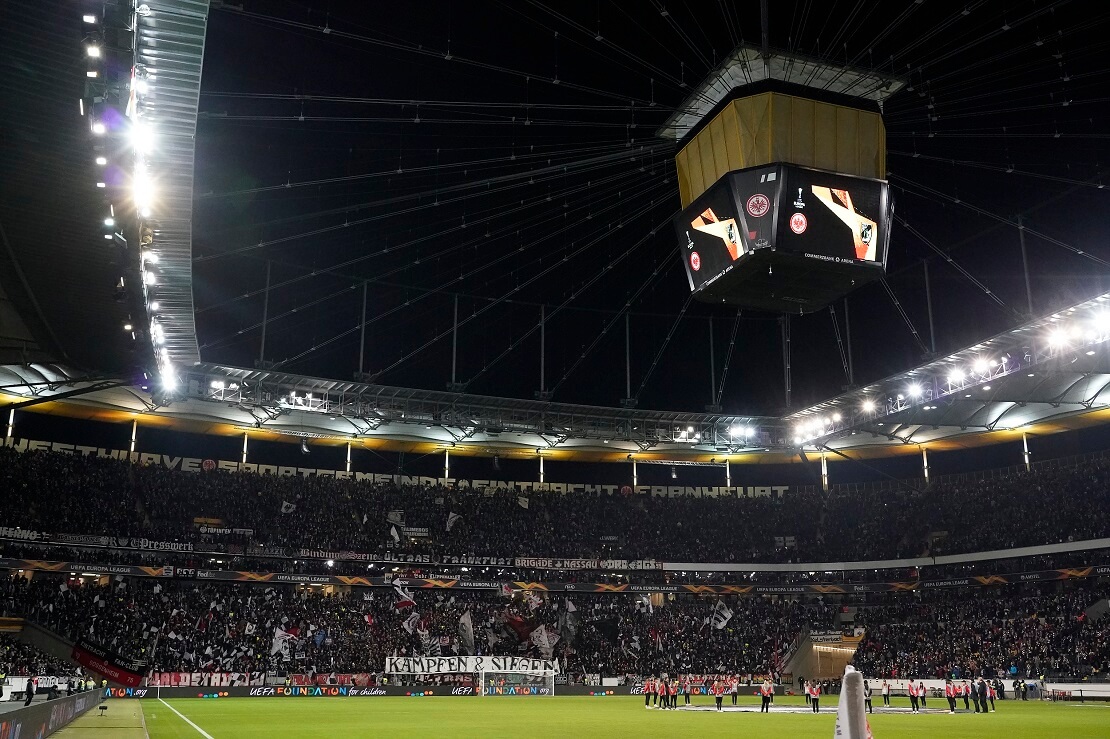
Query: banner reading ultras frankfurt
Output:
[[385, 656, 559, 674]]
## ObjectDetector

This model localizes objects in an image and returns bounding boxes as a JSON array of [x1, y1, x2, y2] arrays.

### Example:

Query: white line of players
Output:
[[642, 676, 777, 712], [866, 678, 999, 714]]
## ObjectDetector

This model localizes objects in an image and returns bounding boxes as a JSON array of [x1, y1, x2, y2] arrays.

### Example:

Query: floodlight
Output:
[[83, 14, 97, 23], [948, 368, 965, 383], [1048, 329, 1068, 348], [91, 121, 106, 135], [133, 170, 154, 210], [103, 217, 114, 227], [832, 413, 842, 422], [95, 182, 106, 188], [86, 46, 101, 58], [149, 301, 160, 311], [86, 71, 98, 78], [134, 78, 149, 95], [862, 399, 876, 412], [95, 156, 107, 165], [972, 359, 988, 374], [144, 271, 156, 286], [908, 383, 923, 398], [131, 122, 154, 154]]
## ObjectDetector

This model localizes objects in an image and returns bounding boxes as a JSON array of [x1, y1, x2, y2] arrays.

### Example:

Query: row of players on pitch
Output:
[[861, 678, 1001, 714], [643, 677, 778, 713]]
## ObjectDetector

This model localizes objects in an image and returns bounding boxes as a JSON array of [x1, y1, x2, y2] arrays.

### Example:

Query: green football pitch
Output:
[[107, 695, 1110, 739]]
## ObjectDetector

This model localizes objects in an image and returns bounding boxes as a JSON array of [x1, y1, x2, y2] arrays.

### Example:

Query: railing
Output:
[[789, 446, 1110, 497]]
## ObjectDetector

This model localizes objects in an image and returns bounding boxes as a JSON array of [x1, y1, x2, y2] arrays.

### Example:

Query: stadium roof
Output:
[[655, 43, 906, 141], [6, 290, 1110, 462], [4, 1, 1110, 449]]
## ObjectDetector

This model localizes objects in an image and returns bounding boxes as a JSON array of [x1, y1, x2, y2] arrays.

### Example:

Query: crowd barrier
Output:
[[104, 683, 800, 699], [0, 691, 102, 737]]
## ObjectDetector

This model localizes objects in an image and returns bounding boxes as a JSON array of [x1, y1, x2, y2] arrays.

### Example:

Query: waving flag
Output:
[[711, 600, 734, 630], [834, 666, 873, 739], [394, 584, 416, 609], [446, 512, 463, 532], [280, 501, 296, 514], [457, 611, 475, 655], [402, 612, 421, 635], [270, 627, 295, 656]]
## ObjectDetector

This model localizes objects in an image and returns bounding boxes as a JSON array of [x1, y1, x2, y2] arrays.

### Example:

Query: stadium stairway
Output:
[[15, 620, 115, 685], [783, 629, 862, 682], [1085, 598, 1110, 623]]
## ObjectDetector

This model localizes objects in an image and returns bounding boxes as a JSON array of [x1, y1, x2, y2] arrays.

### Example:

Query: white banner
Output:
[[384, 656, 559, 675]]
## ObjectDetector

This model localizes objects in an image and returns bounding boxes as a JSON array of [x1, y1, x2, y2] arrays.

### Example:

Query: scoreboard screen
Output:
[[774, 166, 890, 267], [677, 165, 779, 293], [675, 163, 891, 313]]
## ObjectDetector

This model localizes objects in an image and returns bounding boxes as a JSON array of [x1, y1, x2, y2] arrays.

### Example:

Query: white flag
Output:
[[457, 611, 475, 655], [711, 600, 733, 630], [517, 496, 529, 509], [280, 500, 296, 514], [834, 666, 872, 739], [390, 525, 401, 543], [530, 626, 553, 658], [446, 512, 463, 532], [402, 611, 420, 634], [271, 627, 294, 655]]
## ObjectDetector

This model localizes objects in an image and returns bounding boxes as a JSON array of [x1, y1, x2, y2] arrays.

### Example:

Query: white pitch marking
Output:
[[158, 698, 215, 739]]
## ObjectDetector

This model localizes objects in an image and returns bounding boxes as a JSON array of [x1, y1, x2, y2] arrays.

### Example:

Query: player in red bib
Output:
[[945, 679, 957, 713], [760, 678, 773, 713], [808, 681, 821, 713], [682, 675, 691, 706], [657, 677, 667, 709], [644, 677, 653, 709]]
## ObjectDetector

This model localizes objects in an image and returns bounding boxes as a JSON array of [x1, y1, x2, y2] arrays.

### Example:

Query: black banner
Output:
[[2, 557, 1105, 594]]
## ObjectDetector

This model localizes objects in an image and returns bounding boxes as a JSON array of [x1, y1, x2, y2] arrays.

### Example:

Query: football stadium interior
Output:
[[2, 1, 1110, 737]]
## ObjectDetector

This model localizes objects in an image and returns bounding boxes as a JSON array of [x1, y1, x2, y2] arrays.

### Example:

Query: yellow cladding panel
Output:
[[789, 96, 816, 168], [676, 91, 886, 206], [813, 101, 838, 171], [836, 105, 860, 174], [676, 148, 692, 207], [708, 115, 730, 177], [721, 103, 743, 170]]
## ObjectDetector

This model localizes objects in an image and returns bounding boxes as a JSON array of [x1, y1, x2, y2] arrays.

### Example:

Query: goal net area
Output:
[[480, 671, 555, 697]]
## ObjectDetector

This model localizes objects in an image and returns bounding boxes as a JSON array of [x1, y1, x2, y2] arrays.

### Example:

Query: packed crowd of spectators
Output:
[[3, 569, 1108, 682], [2, 447, 1110, 565], [0, 572, 824, 679], [0, 633, 71, 678], [851, 583, 1110, 680]]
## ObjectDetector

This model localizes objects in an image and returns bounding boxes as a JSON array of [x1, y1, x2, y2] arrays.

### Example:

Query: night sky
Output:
[[178, 1, 1110, 415]]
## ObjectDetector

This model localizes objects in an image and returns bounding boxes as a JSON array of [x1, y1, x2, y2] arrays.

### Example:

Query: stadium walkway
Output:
[[53, 700, 148, 738]]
